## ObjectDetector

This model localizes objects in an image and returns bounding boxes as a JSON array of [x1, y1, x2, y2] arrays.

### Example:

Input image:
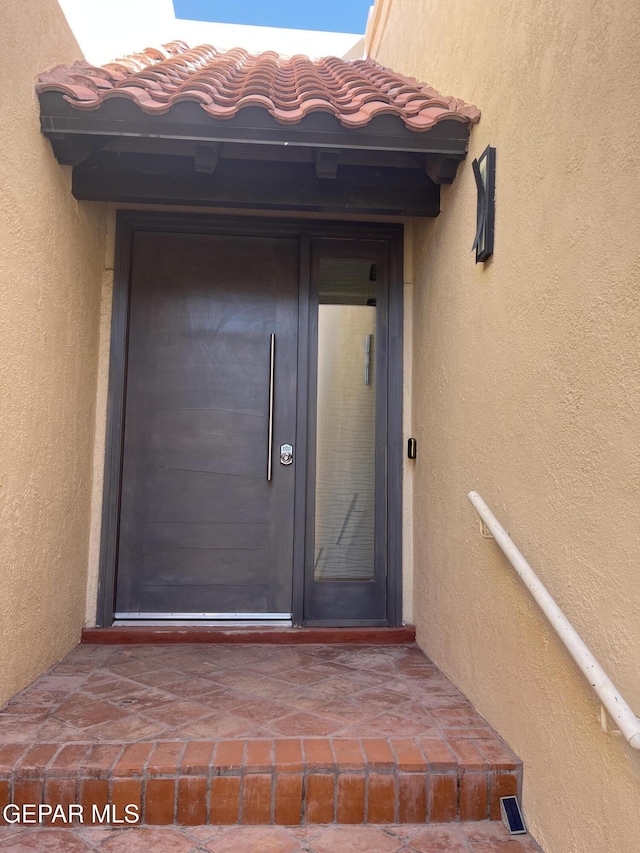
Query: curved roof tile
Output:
[[37, 41, 481, 131]]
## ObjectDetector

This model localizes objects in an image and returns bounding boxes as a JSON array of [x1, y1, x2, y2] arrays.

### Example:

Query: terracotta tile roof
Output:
[[37, 41, 480, 131]]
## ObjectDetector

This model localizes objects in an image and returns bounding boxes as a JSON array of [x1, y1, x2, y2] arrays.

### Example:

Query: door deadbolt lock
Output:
[[280, 444, 293, 465]]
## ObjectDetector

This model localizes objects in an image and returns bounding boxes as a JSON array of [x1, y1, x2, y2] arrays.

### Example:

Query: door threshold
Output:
[[114, 612, 293, 621], [114, 620, 293, 627], [82, 625, 416, 644]]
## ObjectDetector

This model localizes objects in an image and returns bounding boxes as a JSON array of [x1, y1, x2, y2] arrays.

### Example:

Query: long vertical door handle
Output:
[[267, 333, 275, 481]]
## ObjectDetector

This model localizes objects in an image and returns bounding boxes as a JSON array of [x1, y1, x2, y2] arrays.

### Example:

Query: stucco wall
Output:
[[0, 1, 107, 705], [369, 1, 640, 851]]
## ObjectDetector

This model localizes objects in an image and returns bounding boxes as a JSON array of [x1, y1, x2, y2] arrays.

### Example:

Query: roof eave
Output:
[[39, 92, 471, 158]]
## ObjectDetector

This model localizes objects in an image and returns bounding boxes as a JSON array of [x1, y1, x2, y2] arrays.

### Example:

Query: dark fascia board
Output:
[[39, 92, 470, 157], [71, 156, 441, 217], [116, 209, 406, 240]]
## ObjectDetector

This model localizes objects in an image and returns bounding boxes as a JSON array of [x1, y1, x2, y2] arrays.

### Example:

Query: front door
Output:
[[114, 232, 299, 618], [104, 216, 403, 626]]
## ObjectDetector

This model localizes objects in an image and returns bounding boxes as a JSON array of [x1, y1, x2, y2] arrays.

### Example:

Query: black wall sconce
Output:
[[471, 145, 496, 262]]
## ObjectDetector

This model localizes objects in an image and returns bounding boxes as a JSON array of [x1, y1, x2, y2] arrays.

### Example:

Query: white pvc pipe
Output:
[[468, 491, 640, 750]]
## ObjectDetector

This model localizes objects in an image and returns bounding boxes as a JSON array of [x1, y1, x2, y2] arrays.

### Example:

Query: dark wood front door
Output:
[[114, 232, 299, 618], [102, 214, 404, 627]]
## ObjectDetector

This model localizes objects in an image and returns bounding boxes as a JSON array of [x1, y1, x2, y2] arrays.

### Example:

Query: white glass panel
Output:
[[314, 259, 376, 582]]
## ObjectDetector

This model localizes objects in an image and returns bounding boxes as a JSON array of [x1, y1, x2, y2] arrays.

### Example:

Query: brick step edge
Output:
[[0, 738, 521, 827], [81, 627, 417, 645]]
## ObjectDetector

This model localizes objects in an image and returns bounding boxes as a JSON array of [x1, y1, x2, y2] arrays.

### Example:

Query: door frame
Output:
[[96, 211, 404, 627]]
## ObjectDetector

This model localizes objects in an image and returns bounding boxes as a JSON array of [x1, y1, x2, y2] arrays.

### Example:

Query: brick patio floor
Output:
[[0, 644, 510, 744], [0, 644, 527, 830], [0, 822, 542, 851]]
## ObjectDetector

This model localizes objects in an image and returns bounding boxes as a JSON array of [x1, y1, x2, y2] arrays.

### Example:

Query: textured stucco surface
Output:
[[369, 1, 640, 851], [0, 1, 107, 705]]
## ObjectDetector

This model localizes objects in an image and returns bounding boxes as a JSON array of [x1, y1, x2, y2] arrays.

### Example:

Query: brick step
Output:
[[0, 822, 544, 851], [0, 736, 521, 827]]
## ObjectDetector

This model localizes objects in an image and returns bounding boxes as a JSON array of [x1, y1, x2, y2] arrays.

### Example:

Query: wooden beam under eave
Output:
[[71, 160, 441, 217], [101, 137, 424, 169], [195, 142, 221, 173], [425, 153, 465, 185], [47, 134, 113, 166], [314, 148, 340, 179]]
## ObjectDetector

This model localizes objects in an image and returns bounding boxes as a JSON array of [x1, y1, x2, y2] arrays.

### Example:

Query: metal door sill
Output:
[[115, 612, 292, 620], [114, 619, 293, 627]]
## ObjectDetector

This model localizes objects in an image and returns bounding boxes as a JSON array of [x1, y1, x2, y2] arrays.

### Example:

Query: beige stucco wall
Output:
[[0, 1, 107, 705], [369, 1, 640, 851]]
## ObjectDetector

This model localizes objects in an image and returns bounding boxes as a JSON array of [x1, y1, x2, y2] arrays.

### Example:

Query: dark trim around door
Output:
[[96, 211, 404, 628]]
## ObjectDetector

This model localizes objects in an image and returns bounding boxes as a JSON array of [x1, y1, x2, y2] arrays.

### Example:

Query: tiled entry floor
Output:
[[0, 644, 523, 827], [0, 822, 543, 851], [0, 644, 511, 744]]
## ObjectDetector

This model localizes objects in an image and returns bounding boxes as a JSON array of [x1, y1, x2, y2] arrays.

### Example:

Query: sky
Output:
[[173, 0, 372, 33]]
